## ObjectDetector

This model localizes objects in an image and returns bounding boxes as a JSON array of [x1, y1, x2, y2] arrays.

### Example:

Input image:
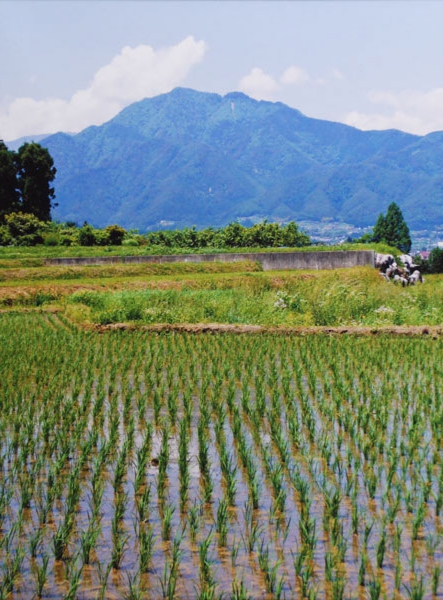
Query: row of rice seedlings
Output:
[[2, 314, 443, 596]]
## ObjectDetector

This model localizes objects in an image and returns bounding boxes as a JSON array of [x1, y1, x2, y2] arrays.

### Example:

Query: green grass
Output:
[[58, 267, 443, 327], [0, 241, 437, 328], [2, 263, 442, 327], [0, 241, 396, 262]]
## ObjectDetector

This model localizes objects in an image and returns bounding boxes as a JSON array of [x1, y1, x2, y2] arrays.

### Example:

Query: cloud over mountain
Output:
[[0, 37, 207, 140], [345, 87, 443, 135]]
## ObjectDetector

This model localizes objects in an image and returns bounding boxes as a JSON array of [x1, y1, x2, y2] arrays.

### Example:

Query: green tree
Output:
[[15, 143, 56, 222], [104, 224, 126, 245], [4, 212, 45, 246], [78, 223, 97, 246], [427, 247, 443, 274], [282, 221, 311, 247], [372, 202, 411, 253], [221, 222, 246, 247], [0, 141, 19, 219]]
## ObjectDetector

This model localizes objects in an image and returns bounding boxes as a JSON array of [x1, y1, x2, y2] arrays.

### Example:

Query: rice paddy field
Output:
[[3, 249, 443, 598], [2, 309, 443, 599]]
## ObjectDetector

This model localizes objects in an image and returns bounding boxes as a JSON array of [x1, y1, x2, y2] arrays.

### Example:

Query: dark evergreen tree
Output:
[[15, 143, 56, 221], [0, 141, 19, 219], [372, 202, 411, 252], [427, 247, 443, 273]]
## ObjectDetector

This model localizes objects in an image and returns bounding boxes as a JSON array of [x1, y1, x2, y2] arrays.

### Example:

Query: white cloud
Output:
[[238, 64, 341, 101], [330, 68, 344, 81], [2, 36, 207, 140], [280, 66, 310, 86], [238, 67, 279, 100], [345, 87, 443, 135]]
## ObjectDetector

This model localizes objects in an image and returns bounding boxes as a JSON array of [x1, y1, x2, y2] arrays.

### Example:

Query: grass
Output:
[[2, 248, 443, 328], [0, 240, 395, 261], [60, 268, 443, 327]]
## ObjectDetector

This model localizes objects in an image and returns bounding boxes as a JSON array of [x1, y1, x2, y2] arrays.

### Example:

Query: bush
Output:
[[104, 225, 126, 245], [122, 238, 139, 247], [16, 233, 44, 246], [4, 212, 46, 245], [0, 225, 12, 246], [43, 232, 59, 246], [78, 224, 97, 246]]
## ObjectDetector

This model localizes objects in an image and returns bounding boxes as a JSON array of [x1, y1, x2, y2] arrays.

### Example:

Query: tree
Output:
[[427, 247, 443, 274], [282, 221, 311, 247], [104, 224, 126, 245], [0, 141, 19, 218], [4, 212, 45, 246], [15, 143, 56, 222], [372, 202, 411, 253]]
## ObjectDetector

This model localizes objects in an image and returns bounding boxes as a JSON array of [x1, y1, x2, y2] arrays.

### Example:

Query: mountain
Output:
[[29, 87, 443, 231], [6, 133, 56, 152]]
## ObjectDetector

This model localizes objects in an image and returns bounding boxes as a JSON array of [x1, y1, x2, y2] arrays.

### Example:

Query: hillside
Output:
[[28, 87, 443, 231]]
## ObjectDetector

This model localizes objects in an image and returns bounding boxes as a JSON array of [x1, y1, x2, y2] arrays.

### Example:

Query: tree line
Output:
[[5, 141, 442, 268], [0, 217, 312, 249]]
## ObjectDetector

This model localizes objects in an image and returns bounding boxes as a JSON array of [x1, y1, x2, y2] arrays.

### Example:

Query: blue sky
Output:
[[1, 1, 443, 140]]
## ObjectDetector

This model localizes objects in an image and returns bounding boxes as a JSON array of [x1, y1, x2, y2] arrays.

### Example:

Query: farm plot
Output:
[[1, 313, 443, 598]]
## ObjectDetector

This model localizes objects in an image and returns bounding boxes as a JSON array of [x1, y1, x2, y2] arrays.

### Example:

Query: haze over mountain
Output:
[[20, 88, 443, 232]]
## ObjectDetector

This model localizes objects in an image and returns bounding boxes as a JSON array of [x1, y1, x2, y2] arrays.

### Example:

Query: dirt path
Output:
[[90, 322, 443, 337]]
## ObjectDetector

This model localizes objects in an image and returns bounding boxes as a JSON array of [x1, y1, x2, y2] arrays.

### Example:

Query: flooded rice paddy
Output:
[[1, 312, 443, 598]]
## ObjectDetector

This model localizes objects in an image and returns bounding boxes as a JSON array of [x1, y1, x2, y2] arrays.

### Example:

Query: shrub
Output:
[[122, 238, 139, 247], [0, 225, 12, 245], [78, 224, 97, 246], [43, 232, 59, 246], [4, 211, 46, 245], [104, 225, 126, 246]]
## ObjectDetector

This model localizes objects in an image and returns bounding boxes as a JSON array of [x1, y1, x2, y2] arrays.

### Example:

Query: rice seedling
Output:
[[31, 553, 50, 598], [215, 497, 229, 547], [96, 560, 113, 600], [394, 557, 403, 591], [136, 482, 151, 523], [79, 520, 101, 565], [52, 515, 73, 561], [29, 526, 44, 558], [367, 576, 382, 600], [123, 571, 144, 600], [231, 536, 241, 567], [231, 577, 251, 600], [139, 525, 155, 573], [405, 575, 425, 600], [258, 541, 284, 597], [64, 560, 83, 600], [189, 499, 202, 543], [432, 565, 441, 596], [0, 548, 25, 597], [161, 502, 175, 541], [111, 530, 129, 569], [199, 530, 215, 590], [376, 528, 387, 568]]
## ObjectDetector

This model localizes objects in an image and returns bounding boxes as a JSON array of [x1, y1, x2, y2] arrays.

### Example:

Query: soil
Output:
[[90, 322, 443, 337]]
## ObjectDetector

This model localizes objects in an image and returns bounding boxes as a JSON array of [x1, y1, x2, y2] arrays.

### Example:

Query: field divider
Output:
[[45, 249, 375, 270]]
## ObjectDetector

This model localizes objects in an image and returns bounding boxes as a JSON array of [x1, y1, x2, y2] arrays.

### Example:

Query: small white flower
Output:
[[374, 306, 394, 314]]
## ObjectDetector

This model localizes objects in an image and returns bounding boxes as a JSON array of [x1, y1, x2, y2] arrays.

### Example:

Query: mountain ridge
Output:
[[12, 87, 443, 231]]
